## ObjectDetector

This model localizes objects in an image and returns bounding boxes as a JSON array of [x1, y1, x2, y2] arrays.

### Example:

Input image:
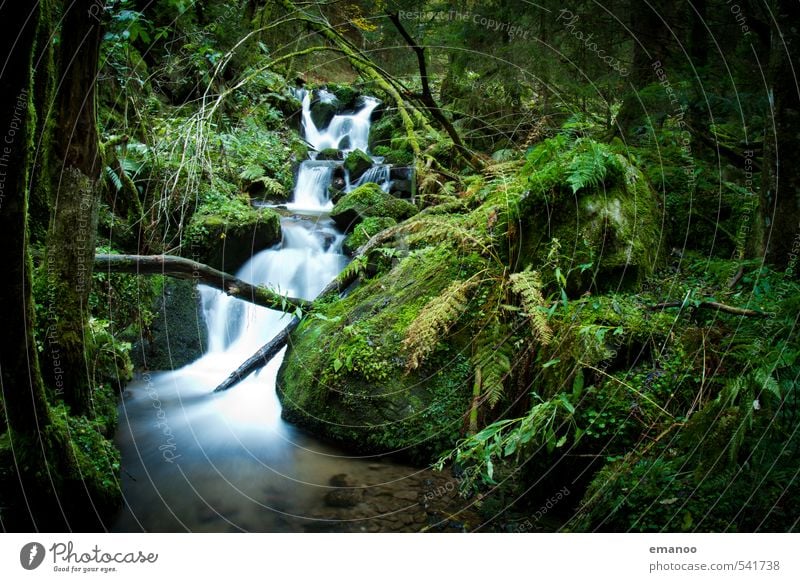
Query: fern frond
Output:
[[256, 176, 286, 197], [566, 139, 619, 193], [104, 166, 123, 192], [401, 216, 490, 253], [239, 164, 266, 182], [403, 280, 476, 370], [472, 319, 514, 408], [337, 255, 368, 284], [509, 269, 552, 345]]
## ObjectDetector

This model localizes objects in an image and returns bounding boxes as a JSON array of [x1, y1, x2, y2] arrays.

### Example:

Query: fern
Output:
[[509, 269, 552, 345], [337, 255, 368, 284], [471, 318, 514, 408], [566, 139, 620, 194], [239, 164, 266, 181], [256, 176, 286, 198], [104, 166, 123, 192], [403, 280, 476, 370]]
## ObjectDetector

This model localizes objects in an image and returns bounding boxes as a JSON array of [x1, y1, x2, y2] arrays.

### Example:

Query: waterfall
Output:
[[286, 161, 337, 212], [350, 164, 391, 192], [113, 86, 390, 532], [298, 88, 379, 153]]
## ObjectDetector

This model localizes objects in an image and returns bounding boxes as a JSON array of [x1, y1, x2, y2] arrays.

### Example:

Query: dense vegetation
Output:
[[1, 0, 797, 532]]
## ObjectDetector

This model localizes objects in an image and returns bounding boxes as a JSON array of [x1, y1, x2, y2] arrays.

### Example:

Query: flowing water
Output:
[[113, 91, 473, 532]]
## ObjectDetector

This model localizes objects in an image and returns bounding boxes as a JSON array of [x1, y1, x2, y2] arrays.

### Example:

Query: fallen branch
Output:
[[94, 254, 310, 313], [648, 300, 769, 317], [211, 221, 407, 393], [213, 317, 300, 392]]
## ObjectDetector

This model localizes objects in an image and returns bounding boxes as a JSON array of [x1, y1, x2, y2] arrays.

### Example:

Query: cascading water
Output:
[[113, 88, 431, 533], [298, 89, 379, 153]]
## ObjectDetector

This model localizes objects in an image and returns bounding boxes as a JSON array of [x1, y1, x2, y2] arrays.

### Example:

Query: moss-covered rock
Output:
[[310, 90, 339, 129], [185, 199, 282, 272], [344, 148, 373, 181], [277, 245, 479, 462], [131, 279, 207, 371], [330, 183, 417, 232], [373, 145, 414, 166], [517, 166, 663, 293], [343, 216, 397, 254], [317, 148, 343, 161]]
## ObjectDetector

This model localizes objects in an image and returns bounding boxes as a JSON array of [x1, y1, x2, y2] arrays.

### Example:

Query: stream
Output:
[[112, 90, 476, 532]]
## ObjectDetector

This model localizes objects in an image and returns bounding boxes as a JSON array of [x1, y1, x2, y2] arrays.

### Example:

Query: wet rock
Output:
[[344, 149, 373, 181], [330, 183, 416, 232], [309, 90, 339, 129]]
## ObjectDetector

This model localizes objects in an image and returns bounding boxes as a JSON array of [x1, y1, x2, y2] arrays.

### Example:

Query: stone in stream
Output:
[[323, 474, 364, 508], [330, 182, 417, 232], [343, 148, 373, 181]]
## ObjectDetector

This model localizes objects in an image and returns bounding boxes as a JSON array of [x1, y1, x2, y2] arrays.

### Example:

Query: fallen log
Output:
[[94, 253, 310, 313], [648, 300, 769, 317], [210, 223, 405, 392], [213, 317, 300, 392]]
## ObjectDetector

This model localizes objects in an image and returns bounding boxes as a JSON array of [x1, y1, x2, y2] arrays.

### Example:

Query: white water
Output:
[[285, 161, 337, 212], [299, 89, 379, 153], [348, 163, 391, 193]]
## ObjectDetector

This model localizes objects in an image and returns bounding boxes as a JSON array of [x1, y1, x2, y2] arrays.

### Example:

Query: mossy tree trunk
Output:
[[0, 1, 86, 531], [760, 0, 800, 269], [45, 0, 103, 416]]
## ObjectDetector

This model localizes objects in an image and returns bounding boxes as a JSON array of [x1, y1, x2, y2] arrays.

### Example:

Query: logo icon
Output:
[[20, 542, 46, 570]]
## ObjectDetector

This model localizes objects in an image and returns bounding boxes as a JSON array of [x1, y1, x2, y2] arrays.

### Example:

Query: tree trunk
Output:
[[0, 1, 90, 531], [615, 0, 676, 138], [0, 1, 53, 436], [761, 0, 800, 269], [45, 0, 103, 416]]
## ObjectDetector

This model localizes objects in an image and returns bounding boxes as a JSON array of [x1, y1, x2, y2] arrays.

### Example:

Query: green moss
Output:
[[330, 182, 417, 231], [343, 148, 373, 179], [517, 160, 663, 293], [185, 191, 282, 271], [277, 244, 480, 462], [373, 145, 414, 165], [343, 216, 397, 254]]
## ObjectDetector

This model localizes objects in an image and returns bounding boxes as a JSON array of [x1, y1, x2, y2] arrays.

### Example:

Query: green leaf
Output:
[[333, 358, 343, 373], [558, 393, 576, 414], [555, 435, 568, 448], [572, 370, 584, 398], [542, 358, 561, 368]]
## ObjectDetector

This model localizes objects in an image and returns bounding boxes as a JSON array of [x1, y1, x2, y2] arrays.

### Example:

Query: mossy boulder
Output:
[[310, 89, 339, 129], [344, 148, 373, 181], [373, 145, 414, 166], [518, 167, 663, 293], [185, 201, 282, 272], [330, 183, 417, 232], [343, 216, 397, 254], [317, 148, 343, 161], [131, 279, 207, 371], [277, 245, 478, 462]]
